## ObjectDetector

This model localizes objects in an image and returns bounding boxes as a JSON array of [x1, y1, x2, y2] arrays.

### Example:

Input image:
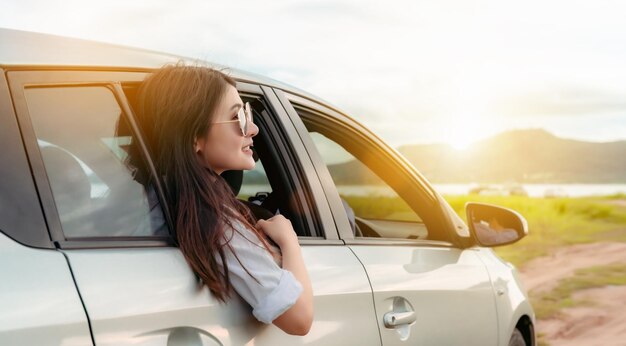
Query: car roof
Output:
[[0, 27, 326, 105]]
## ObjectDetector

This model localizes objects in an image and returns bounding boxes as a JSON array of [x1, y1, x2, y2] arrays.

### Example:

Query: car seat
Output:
[[39, 145, 94, 236], [221, 170, 274, 220]]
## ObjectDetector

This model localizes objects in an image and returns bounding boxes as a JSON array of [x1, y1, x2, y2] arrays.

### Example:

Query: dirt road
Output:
[[518, 242, 626, 346]]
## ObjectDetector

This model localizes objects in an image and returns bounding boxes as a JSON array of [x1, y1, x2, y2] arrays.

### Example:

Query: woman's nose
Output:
[[247, 121, 259, 138]]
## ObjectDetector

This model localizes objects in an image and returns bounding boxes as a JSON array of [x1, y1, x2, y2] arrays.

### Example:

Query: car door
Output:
[[8, 69, 380, 346], [0, 70, 92, 345], [278, 91, 500, 345]]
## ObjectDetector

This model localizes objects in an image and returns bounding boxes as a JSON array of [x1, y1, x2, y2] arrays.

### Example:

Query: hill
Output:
[[394, 129, 626, 183]]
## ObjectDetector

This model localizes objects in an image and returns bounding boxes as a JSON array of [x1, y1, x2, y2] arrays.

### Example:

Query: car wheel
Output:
[[508, 328, 526, 346]]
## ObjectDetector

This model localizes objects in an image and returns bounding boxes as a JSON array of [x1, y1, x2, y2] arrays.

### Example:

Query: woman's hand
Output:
[[256, 215, 298, 249], [256, 215, 313, 335]]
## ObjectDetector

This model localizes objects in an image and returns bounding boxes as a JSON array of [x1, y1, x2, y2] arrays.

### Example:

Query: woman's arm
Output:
[[256, 215, 313, 336]]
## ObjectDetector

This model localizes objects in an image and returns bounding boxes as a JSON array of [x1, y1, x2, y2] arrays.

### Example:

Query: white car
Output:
[[0, 28, 535, 346]]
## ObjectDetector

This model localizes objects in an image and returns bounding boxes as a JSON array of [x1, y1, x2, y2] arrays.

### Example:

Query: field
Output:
[[345, 193, 626, 267], [444, 193, 626, 267]]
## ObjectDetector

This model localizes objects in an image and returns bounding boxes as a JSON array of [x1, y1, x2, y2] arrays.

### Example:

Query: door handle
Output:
[[383, 311, 416, 327]]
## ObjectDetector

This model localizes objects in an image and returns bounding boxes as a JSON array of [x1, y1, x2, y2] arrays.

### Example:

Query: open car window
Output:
[[124, 83, 323, 239], [297, 108, 430, 240], [237, 96, 327, 237]]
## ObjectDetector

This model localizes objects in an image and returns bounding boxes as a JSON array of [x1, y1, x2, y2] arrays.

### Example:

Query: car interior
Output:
[[227, 96, 313, 236], [296, 106, 431, 240]]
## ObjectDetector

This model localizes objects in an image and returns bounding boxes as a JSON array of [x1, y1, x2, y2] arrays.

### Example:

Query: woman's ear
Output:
[[194, 137, 203, 154]]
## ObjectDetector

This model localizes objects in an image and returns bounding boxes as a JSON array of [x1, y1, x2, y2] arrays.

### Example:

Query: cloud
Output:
[[3, 0, 626, 145], [490, 87, 626, 117]]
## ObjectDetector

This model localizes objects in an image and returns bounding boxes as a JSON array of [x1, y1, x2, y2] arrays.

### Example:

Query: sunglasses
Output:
[[213, 102, 253, 136]]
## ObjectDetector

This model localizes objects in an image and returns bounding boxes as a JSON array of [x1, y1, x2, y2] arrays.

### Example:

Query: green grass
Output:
[[597, 192, 626, 200], [446, 195, 626, 346], [536, 334, 550, 346], [344, 193, 626, 268], [531, 263, 626, 320], [443, 195, 626, 267], [342, 195, 421, 222]]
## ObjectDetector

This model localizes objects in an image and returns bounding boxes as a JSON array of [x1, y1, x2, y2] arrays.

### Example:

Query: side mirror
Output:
[[466, 202, 528, 247]]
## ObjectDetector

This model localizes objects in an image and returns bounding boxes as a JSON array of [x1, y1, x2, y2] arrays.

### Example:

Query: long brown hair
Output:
[[135, 63, 270, 301]]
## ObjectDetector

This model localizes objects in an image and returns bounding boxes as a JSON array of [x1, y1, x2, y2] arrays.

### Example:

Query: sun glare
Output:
[[449, 138, 473, 151], [439, 79, 503, 151], [442, 113, 488, 151]]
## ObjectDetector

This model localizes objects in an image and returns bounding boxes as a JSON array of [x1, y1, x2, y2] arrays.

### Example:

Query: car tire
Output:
[[508, 328, 526, 346]]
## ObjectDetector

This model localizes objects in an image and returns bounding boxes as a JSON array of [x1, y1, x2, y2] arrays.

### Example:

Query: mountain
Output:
[[394, 129, 626, 183], [242, 129, 626, 184]]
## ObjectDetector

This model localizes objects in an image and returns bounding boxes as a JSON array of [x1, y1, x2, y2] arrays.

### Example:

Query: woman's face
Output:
[[195, 84, 259, 174]]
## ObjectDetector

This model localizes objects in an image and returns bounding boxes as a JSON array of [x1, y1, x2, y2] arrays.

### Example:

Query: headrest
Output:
[[221, 170, 243, 196], [40, 145, 91, 202]]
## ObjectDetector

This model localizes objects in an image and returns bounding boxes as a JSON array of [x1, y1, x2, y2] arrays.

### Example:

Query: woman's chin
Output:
[[242, 160, 256, 171], [224, 157, 256, 172]]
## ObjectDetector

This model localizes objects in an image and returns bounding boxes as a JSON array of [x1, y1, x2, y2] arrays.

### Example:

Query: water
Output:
[[432, 184, 626, 198], [240, 183, 626, 198]]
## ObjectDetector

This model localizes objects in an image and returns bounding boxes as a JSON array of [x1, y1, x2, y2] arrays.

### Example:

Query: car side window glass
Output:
[[25, 86, 168, 238], [239, 161, 272, 203], [306, 130, 428, 239]]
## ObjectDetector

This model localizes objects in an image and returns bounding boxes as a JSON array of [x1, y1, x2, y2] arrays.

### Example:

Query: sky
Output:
[[2, 0, 626, 149]]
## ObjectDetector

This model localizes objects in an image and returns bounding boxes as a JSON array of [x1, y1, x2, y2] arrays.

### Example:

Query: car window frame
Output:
[[235, 82, 334, 241], [277, 90, 458, 246], [0, 68, 52, 248], [245, 84, 341, 243], [8, 69, 175, 249], [8, 70, 343, 248]]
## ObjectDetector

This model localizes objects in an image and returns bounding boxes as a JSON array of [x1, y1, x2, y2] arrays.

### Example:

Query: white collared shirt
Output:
[[219, 221, 303, 324]]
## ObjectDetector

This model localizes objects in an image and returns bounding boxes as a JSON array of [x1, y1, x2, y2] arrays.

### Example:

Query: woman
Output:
[[135, 64, 313, 335]]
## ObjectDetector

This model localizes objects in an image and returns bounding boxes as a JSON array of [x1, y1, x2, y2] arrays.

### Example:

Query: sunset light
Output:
[[443, 114, 493, 151], [3, 1, 626, 148], [3, 2, 626, 345], [448, 135, 474, 151], [439, 80, 499, 151]]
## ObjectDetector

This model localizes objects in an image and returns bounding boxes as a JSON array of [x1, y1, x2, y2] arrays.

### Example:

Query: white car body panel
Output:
[[0, 233, 92, 345], [350, 245, 499, 345], [63, 246, 380, 345], [476, 248, 535, 346]]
